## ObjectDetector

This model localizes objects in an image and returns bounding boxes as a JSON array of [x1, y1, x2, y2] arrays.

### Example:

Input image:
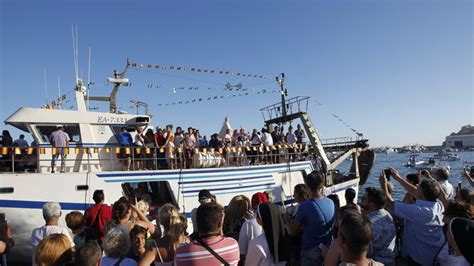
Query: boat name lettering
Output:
[[97, 116, 127, 123]]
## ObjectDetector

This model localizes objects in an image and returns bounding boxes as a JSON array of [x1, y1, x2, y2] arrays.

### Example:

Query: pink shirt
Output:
[[175, 236, 240, 266]]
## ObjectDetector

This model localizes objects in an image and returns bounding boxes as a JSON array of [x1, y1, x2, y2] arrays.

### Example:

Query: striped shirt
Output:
[[175, 236, 240, 266]]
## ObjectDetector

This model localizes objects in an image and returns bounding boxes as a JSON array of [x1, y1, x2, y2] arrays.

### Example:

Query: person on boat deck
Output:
[[154, 127, 167, 169], [209, 133, 222, 149], [295, 124, 306, 144], [380, 168, 445, 266], [421, 168, 454, 199], [245, 202, 290, 266], [174, 126, 184, 147], [249, 129, 261, 165], [262, 128, 273, 164], [286, 126, 297, 162], [134, 127, 146, 170], [144, 128, 157, 170], [361, 187, 396, 265], [116, 127, 133, 171], [293, 170, 335, 266], [84, 190, 113, 244], [102, 228, 138, 266], [175, 203, 240, 266], [49, 125, 70, 173], [31, 202, 75, 265], [163, 124, 176, 169], [184, 127, 196, 168], [13, 134, 29, 149]]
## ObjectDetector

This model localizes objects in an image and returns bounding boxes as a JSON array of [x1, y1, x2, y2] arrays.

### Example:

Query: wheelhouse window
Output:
[[34, 124, 82, 144]]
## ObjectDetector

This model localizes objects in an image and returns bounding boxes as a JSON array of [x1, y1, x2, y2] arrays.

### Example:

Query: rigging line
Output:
[[131, 67, 227, 87]]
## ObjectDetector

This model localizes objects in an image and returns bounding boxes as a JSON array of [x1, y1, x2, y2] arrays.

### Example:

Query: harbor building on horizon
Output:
[[444, 124, 474, 149]]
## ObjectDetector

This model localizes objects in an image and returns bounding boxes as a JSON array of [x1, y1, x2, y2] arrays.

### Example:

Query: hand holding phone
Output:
[[384, 169, 391, 181]]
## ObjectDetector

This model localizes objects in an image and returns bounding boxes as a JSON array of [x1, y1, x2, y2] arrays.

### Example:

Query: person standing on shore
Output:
[[380, 168, 445, 266], [83, 190, 112, 244], [49, 125, 70, 173], [294, 171, 335, 266]]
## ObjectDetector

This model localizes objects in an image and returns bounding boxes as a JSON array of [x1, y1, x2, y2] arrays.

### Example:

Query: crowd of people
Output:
[[115, 124, 307, 171], [1, 166, 473, 266]]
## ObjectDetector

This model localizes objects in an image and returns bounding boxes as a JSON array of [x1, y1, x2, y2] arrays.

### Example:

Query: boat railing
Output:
[[0, 144, 317, 173], [259, 96, 310, 122]]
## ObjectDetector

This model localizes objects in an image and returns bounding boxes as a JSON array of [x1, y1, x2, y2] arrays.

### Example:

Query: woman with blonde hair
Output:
[[223, 195, 251, 240], [139, 204, 188, 265], [35, 233, 73, 266]]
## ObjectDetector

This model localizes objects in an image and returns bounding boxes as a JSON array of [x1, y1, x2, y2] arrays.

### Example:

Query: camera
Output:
[[384, 168, 391, 181]]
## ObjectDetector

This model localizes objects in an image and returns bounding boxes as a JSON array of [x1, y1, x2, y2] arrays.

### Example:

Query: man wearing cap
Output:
[[238, 192, 269, 262], [49, 125, 70, 173], [191, 189, 216, 235]]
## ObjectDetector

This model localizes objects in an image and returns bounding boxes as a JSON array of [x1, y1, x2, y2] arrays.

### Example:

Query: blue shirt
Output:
[[296, 197, 335, 250], [116, 132, 132, 146], [367, 209, 396, 264], [395, 200, 445, 266]]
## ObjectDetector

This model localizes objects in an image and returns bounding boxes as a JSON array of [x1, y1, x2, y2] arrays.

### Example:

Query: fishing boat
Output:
[[0, 61, 374, 262]]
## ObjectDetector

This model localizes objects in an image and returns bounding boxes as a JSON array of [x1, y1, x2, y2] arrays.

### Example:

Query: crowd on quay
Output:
[[114, 124, 308, 171], [1, 167, 474, 266]]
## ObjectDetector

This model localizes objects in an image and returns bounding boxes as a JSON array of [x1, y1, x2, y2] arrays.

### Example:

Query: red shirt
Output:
[[154, 133, 166, 147], [83, 203, 112, 240]]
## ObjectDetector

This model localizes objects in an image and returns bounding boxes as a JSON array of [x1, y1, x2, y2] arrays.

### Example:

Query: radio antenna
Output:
[[87, 46, 92, 108], [43, 68, 48, 105]]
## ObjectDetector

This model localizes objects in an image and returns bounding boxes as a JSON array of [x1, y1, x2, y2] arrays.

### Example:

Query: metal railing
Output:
[[0, 144, 314, 173]]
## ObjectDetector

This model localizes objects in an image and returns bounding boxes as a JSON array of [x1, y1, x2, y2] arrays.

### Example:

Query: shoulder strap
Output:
[[91, 205, 103, 226], [153, 240, 164, 263], [114, 257, 125, 266], [195, 237, 229, 266], [311, 199, 328, 224]]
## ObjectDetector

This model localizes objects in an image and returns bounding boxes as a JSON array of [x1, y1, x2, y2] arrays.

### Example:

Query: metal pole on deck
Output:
[[276, 73, 287, 118]]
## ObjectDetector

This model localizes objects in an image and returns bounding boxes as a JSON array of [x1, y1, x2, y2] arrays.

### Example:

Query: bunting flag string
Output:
[[140, 82, 250, 93], [314, 99, 363, 137], [157, 89, 278, 108], [129, 61, 271, 80]]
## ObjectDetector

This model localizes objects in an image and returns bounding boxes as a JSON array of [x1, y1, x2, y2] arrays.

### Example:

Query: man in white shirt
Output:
[[422, 168, 454, 199], [31, 202, 74, 265]]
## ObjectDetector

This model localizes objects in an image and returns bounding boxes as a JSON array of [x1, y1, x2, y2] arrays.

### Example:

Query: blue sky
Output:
[[1, 0, 472, 147]]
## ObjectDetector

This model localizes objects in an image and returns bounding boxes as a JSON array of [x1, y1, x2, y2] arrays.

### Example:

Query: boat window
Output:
[[0, 187, 14, 193], [35, 124, 81, 144]]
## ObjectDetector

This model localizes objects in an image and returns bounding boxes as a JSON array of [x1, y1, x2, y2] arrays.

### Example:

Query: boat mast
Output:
[[86, 60, 130, 113], [276, 73, 287, 119]]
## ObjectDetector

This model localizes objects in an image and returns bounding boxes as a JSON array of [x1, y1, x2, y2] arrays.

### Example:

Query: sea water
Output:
[[336, 151, 474, 201]]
